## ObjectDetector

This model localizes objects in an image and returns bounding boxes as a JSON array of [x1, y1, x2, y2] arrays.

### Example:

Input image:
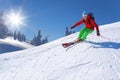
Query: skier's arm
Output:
[[90, 19, 100, 36], [71, 19, 84, 29]]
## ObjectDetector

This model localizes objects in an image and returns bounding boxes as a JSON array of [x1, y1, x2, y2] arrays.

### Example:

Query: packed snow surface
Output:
[[0, 22, 120, 80]]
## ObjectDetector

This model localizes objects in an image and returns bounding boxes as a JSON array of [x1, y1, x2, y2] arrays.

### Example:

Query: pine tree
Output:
[[31, 30, 49, 46], [0, 11, 9, 38], [36, 30, 42, 45], [13, 31, 17, 40], [16, 31, 26, 42], [22, 34, 26, 41], [31, 35, 37, 45], [41, 36, 48, 44], [65, 27, 74, 36], [65, 27, 69, 36]]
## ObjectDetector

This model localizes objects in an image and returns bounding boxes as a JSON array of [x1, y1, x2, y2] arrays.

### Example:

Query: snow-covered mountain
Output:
[[0, 21, 120, 80], [0, 37, 34, 54]]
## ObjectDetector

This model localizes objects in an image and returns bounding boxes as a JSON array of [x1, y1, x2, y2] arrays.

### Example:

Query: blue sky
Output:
[[0, 0, 120, 41]]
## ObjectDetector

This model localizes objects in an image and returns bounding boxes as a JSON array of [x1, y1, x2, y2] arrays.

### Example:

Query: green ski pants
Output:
[[78, 27, 93, 40]]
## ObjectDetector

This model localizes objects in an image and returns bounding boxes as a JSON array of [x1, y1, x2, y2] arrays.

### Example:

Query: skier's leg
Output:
[[80, 28, 93, 40], [78, 27, 86, 38], [69, 27, 86, 44], [63, 27, 92, 47]]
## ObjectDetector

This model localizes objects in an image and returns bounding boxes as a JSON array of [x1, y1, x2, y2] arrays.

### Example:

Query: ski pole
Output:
[[100, 35, 111, 41]]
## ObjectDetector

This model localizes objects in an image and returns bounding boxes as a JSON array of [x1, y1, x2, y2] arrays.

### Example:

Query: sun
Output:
[[5, 9, 26, 30]]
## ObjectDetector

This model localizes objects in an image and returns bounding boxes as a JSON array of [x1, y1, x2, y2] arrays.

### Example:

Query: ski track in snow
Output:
[[66, 61, 92, 69]]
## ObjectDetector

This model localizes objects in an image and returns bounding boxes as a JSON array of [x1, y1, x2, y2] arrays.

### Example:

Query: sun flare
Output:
[[5, 9, 26, 30]]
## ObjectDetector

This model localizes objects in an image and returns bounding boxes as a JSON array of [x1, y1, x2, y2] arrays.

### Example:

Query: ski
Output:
[[62, 42, 75, 48], [62, 39, 82, 48], [62, 41, 81, 51], [66, 43, 77, 51]]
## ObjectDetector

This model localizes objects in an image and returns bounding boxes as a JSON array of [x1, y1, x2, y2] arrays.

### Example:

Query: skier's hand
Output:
[[71, 25, 75, 30], [97, 30, 100, 36]]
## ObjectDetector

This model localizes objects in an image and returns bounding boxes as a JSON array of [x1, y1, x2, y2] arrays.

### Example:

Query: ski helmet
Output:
[[82, 11, 88, 17]]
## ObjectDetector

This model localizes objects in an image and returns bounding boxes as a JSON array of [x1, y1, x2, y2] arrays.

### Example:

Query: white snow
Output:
[[0, 21, 120, 80], [0, 37, 34, 53]]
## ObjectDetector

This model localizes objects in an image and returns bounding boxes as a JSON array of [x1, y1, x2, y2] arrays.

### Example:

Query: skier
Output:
[[62, 12, 100, 48]]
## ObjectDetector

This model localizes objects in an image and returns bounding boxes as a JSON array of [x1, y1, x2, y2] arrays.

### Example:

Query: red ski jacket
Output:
[[73, 15, 99, 31]]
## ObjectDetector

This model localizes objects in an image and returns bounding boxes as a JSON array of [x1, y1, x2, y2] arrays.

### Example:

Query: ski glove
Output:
[[71, 25, 75, 29], [97, 30, 100, 36]]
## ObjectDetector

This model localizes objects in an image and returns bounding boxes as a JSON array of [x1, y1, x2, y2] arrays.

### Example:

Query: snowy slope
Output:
[[0, 21, 120, 80], [0, 37, 34, 54]]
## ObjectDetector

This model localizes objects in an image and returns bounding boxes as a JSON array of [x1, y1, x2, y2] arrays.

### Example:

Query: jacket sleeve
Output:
[[90, 19, 99, 31], [73, 19, 84, 28]]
